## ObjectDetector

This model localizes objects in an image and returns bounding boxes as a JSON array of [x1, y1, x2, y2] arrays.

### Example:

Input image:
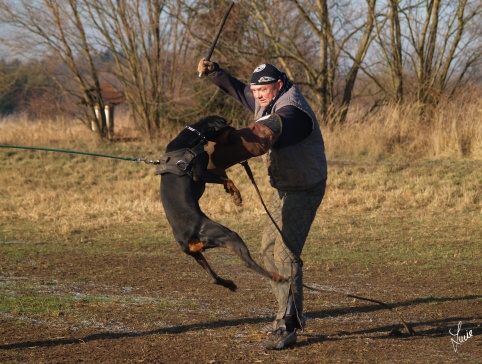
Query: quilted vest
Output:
[[254, 85, 327, 190]]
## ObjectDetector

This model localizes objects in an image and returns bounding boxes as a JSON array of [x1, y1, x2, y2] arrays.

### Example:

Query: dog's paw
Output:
[[224, 180, 243, 206], [232, 192, 242, 206]]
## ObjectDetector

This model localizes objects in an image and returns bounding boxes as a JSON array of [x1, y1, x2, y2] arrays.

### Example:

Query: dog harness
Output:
[[154, 142, 206, 178], [155, 125, 210, 178]]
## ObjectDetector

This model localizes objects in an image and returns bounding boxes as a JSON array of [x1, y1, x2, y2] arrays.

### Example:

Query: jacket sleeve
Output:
[[207, 64, 256, 113], [206, 114, 282, 172]]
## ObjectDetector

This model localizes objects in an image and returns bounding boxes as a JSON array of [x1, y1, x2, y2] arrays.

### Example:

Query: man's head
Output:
[[250, 64, 284, 107]]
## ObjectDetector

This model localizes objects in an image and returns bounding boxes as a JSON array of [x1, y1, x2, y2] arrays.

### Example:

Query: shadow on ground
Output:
[[2, 294, 480, 350]]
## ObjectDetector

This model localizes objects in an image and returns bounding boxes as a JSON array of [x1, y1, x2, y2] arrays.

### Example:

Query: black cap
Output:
[[250, 64, 283, 85]]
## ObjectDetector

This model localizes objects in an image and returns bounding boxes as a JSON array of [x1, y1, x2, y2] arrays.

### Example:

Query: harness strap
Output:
[[155, 143, 206, 178]]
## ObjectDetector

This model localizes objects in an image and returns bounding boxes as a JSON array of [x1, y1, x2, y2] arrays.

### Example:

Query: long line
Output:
[[0, 144, 159, 164], [240, 160, 416, 336]]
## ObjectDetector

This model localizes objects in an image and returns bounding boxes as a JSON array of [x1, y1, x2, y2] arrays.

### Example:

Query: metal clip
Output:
[[136, 157, 160, 165], [176, 160, 188, 171]]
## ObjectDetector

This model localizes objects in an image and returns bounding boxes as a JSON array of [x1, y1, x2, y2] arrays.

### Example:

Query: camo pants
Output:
[[261, 179, 326, 328]]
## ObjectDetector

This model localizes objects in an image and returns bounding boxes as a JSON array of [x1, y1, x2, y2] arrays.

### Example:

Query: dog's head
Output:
[[191, 115, 235, 143]]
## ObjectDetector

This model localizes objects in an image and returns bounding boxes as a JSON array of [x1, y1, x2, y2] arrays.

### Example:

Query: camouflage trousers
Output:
[[261, 179, 326, 329]]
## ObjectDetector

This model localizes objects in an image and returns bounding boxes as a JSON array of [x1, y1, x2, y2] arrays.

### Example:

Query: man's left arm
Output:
[[207, 114, 283, 172], [272, 106, 312, 148]]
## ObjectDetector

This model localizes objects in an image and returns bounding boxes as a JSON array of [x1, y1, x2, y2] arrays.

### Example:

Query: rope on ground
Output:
[[240, 160, 416, 336]]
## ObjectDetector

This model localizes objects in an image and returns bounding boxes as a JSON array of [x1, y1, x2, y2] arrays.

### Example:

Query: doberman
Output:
[[156, 115, 286, 291]]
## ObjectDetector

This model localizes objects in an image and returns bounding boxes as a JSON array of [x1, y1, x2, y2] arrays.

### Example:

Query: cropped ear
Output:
[[213, 115, 229, 125], [195, 115, 229, 127]]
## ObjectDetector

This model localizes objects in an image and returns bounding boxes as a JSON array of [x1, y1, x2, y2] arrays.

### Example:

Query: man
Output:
[[198, 59, 327, 350]]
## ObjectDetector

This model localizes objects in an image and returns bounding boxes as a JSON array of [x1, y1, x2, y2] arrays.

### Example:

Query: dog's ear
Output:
[[211, 115, 233, 134], [217, 116, 231, 127], [195, 115, 223, 125], [201, 115, 229, 124]]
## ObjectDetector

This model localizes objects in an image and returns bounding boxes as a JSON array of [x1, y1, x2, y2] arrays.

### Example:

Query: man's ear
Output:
[[277, 80, 283, 92]]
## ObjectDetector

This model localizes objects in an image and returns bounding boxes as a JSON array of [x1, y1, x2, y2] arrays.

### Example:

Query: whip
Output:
[[198, 2, 235, 77]]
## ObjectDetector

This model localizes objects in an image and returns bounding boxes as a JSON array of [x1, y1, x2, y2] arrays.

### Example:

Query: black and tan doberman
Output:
[[156, 115, 286, 291]]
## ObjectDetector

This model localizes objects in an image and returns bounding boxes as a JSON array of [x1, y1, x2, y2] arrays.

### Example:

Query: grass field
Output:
[[0, 115, 481, 363]]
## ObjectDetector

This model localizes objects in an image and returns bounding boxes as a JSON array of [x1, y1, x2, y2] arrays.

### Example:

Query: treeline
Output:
[[0, 0, 481, 140], [0, 60, 59, 118]]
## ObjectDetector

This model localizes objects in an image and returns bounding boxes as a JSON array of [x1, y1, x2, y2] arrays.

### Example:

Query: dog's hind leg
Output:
[[191, 251, 238, 292], [223, 238, 287, 284]]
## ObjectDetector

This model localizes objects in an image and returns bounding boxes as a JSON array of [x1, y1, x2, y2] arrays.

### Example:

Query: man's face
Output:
[[250, 80, 283, 107]]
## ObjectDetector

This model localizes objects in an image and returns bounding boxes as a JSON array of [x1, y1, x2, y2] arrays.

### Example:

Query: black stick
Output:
[[198, 2, 235, 77]]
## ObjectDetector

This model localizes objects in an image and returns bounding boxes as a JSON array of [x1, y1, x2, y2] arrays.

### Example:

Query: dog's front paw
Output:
[[232, 191, 242, 206], [224, 180, 242, 206]]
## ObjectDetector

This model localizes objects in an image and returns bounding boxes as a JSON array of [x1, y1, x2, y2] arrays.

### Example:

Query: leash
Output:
[[302, 285, 417, 336], [0, 125, 214, 163], [240, 160, 416, 336], [239, 160, 302, 266], [0, 144, 160, 165]]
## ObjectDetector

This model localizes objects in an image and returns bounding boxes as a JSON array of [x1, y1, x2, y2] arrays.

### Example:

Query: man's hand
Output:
[[198, 57, 215, 75]]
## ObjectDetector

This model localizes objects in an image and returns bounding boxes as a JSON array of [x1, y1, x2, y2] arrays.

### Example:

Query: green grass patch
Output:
[[0, 282, 76, 317], [0, 279, 179, 320]]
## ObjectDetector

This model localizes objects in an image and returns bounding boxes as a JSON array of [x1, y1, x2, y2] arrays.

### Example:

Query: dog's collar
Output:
[[185, 126, 207, 144]]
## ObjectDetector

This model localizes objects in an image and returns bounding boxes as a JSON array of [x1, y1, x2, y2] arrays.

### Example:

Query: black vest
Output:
[[254, 86, 327, 190]]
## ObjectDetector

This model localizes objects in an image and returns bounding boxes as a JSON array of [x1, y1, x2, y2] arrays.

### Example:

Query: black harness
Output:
[[154, 126, 208, 179]]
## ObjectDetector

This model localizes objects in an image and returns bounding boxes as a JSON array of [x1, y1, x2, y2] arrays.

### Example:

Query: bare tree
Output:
[[287, 0, 333, 119], [389, 0, 403, 102], [2, 0, 482, 130], [0, 0, 108, 136], [336, 0, 482, 112], [338, 0, 377, 123], [372, 0, 404, 103], [232, 1, 378, 124], [401, 0, 482, 105], [84, 0, 166, 137], [0, 0, 197, 138]]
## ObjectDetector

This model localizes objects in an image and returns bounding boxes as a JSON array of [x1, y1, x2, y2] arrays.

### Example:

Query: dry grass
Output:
[[1, 101, 481, 235], [1, 105, 481, 363], [2, 99, 481, 160], [325, 100, 482, 160]]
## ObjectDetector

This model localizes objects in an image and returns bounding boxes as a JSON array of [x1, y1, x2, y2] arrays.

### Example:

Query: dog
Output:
[[156, 115, 286, 291]]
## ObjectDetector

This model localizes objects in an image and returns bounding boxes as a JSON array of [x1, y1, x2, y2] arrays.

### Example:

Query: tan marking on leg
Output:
[[189, 240, 204, 253]]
